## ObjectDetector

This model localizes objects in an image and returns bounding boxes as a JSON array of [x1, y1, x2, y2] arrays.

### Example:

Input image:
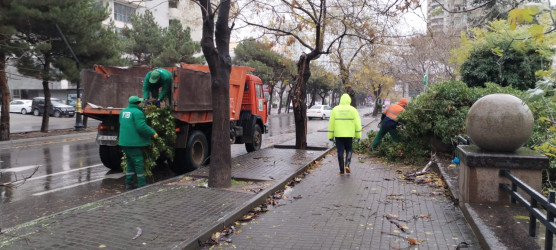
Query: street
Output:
[[4, 113, 100, 133], [0, 110, 348, 229]]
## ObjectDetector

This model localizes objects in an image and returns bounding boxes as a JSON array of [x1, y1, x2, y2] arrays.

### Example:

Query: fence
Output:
[[499, 169, 556, 250]]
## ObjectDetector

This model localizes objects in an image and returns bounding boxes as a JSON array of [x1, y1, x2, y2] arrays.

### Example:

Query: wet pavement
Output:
[[5, 114, 100, 133], [0, 115, 486, 249]]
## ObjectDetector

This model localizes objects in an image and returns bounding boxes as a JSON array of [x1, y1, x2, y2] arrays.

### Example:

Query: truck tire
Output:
[[169, 131, 208, 175], [245, 124, 262, 152], [99, 145, 122, 171]]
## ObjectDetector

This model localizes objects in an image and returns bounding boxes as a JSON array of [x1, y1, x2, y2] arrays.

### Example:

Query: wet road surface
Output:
[[1, 111, 342, 229], [5, 113, 100, 133]]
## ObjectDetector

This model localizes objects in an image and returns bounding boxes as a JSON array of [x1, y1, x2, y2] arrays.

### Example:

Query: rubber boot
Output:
[[338, 155, 345, 175], [345, 151, 352, 174]]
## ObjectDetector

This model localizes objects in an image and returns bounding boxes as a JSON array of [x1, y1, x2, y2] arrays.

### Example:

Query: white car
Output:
[[9, 99, 33, 115], [307, 105, 332, 120]]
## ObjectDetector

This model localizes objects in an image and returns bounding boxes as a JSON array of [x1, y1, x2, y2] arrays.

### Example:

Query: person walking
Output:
[[143, 68, 173, 107], [370, 97, 408, 150], [119, 96, 158, 190], [328, 94, 362, 176]]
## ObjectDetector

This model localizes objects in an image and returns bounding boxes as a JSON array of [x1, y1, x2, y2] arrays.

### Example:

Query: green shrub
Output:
[[366, 81, 548, 164]]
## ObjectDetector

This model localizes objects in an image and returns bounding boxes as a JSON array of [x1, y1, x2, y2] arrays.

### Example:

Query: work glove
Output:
[[144, 99, 150, 105], [155, 99, 160, 107], [153, 133, 159, 139]]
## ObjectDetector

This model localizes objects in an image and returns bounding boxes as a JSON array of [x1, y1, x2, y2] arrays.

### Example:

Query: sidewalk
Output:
[[0, 114, 480, 249]]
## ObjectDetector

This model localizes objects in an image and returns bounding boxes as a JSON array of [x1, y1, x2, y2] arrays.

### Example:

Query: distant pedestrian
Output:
[[328, 94, 362, 176], [143, 68, 172, 107], [119, 96, 158, 190], [370, 97, 408, 150]]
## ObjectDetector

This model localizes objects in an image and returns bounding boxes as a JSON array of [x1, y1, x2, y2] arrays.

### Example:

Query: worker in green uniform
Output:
[[119, 96, 158, 190], [143, 68, 172, 107]]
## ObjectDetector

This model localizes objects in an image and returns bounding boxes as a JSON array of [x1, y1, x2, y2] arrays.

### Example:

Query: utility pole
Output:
[[55, 24, 84, 131]]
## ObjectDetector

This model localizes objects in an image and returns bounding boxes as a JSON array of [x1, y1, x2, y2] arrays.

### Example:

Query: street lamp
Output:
[[55, 24, 83, 131]]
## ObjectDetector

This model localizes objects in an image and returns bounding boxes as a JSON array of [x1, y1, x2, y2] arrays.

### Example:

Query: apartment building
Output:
[[427, 0, 545, 35]]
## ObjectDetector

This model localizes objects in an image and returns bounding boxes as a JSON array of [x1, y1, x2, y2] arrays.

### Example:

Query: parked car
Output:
[[31, 97, 75, 118], [307, 104, 332, 120], [9, 99, 33, 115]]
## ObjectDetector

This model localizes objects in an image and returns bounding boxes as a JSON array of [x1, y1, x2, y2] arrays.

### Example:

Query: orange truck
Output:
[[81, 63, 268, 174]]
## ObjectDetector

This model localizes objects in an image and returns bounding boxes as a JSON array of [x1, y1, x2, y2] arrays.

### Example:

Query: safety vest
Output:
[[384, 104, 405, 121]]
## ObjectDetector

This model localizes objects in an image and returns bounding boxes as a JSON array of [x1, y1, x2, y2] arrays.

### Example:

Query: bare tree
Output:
[[194, 0, 233, 188], [235, 0, 414, 148]]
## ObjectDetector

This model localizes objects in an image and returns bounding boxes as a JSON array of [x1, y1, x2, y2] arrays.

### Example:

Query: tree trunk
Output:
[[41, 56, 51, 133], [267, 84, 275, 115], [0, 52, 10, 141], [309, 90, 316, 107], [200, 0, 232, 188], [277, 88, 283, 114], [345, 85, 357, 108], [292, 54, 311, 149], [372, 87, 382, 117], [285, 88, 292, 114]]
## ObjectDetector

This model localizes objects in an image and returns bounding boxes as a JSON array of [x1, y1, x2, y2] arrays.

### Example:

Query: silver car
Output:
[[9, 99, 33, 115], [307, 105, 332, 120]]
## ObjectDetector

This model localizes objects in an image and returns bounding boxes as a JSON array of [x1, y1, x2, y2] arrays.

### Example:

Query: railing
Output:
[[499, 169, 556, 250]]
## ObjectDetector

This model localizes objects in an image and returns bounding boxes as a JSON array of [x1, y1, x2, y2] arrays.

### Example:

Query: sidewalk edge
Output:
[[175, 118, 375, 250], [175, 147, 335, 250], [459, 197, 506, 250]]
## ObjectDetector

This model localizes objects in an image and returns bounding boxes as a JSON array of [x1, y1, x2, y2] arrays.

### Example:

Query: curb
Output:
[[177, 118, 376, 249], [460, 203, 505, 250], [176, 146, 336, 250], [0, 132, 97, 147]]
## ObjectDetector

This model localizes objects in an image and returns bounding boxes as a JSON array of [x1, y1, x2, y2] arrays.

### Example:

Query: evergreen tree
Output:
[[0, 0, 27, 140], [12, 0, 122, 132], [121, 11, 163, 66], [233, 39, 295, 114], [151, 21, 203, 66], [461, 45, 551, 90]]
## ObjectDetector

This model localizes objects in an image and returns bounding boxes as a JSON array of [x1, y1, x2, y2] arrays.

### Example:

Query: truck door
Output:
[[254, 82, 267, 124]]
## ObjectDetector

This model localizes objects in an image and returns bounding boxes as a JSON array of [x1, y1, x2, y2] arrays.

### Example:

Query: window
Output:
[[169, 19, 180, 26], [256, 84, 263, 98], [11, 89, 20, 99], [169, 0, 178, 8], [114, 2, 135, 23]]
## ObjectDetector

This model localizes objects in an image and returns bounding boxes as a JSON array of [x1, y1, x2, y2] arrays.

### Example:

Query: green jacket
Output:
[[118, 104, 156, 147], [328, 94, 362, 139], [142, 68, 172, 101]]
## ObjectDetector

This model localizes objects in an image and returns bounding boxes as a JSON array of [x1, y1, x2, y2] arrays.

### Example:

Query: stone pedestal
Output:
[[457, 145, 549, 205]]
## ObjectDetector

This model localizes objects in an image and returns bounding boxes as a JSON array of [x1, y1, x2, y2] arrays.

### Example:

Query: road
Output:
[[0, 109, 358, 229], [5, 113, 100, 133]]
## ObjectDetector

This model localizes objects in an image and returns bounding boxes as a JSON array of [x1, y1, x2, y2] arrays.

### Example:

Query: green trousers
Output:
[[122, 146, 146, 187], [371, 126, 399, 149]]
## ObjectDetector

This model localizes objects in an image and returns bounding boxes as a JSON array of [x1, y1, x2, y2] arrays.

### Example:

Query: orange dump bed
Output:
[[82, 64, 254, 124]]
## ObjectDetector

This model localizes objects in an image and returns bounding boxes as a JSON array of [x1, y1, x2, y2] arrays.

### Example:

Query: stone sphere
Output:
[[466, 94, 534, 152]]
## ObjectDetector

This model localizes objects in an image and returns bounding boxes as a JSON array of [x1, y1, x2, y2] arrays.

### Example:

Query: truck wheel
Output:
[[33, 109, 40, 116], [245, 124, 262, 152], [99, 145, 122, 171], [169, 131, 208, 175]]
